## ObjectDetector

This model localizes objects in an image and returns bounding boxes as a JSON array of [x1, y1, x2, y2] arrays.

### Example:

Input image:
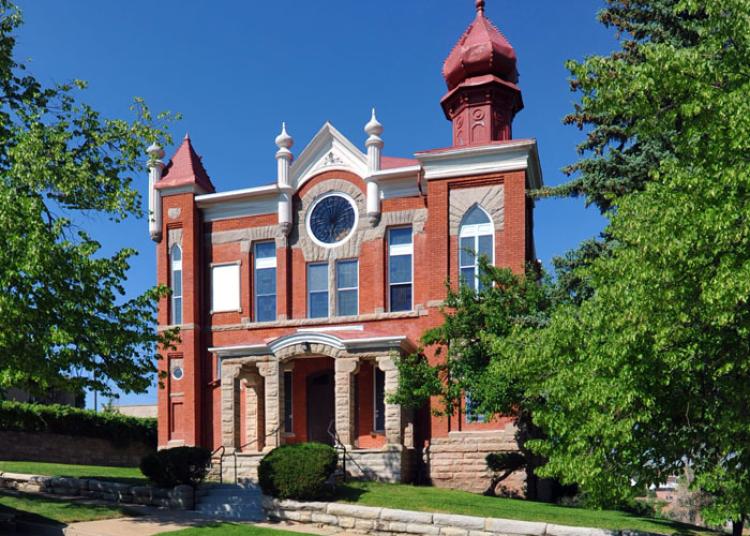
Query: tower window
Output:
[[170, 245, 183, 325], [388, 227, 413, 312], [459, 205, 494, 291], [253, 242, 277, 322]]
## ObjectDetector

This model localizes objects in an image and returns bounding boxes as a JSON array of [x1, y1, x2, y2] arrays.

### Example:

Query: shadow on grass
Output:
[[0, 490, 126, 527]]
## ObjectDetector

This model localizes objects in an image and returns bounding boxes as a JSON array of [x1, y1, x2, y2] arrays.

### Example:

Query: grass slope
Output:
[[0, 460, 145, 484], [0, 491, 125, 525], [336, 482, 716, 536], [167, 523, 317, 535]]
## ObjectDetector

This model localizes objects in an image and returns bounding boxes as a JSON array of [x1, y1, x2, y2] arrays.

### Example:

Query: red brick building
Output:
[[147, 0, 541, 492]]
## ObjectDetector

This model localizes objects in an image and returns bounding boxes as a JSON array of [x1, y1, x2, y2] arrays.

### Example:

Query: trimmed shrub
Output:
[[140, 446, 211, 488], [258, 443, 338, 500], [0, 400, 156, 447]]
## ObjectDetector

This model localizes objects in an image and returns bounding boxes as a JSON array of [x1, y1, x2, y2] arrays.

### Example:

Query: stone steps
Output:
[[194, 482, 265, 522]]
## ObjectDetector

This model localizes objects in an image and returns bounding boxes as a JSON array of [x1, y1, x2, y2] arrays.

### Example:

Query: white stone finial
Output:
[[275, 122, 294, 150], [365, 108, 384, 137], [147, 141, 165, 161]]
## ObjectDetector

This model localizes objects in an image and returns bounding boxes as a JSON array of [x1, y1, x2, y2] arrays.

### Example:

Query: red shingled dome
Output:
[[442, 9, 518, 91]]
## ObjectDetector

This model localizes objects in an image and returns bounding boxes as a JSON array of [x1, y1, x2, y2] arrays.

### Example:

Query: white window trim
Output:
[[307, 262, 329, 319], [336, 259, 359, 316], [210, 261, 242, 314], [253, 242, 277, 322], [387, 226, 414, 312], [170, 245, 183, 326], [373, 366, 385, 433], [458, 206, 495, 292], [305, 191, 359, 249]]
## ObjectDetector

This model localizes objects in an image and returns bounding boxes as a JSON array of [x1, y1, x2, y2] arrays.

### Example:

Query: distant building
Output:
[[2, 387, 83, 408], [112, 404, 158, 419], [146, 0, 542, 494]]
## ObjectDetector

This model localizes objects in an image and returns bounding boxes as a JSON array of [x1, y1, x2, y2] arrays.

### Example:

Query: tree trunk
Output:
[[732, 518, 744, 536]]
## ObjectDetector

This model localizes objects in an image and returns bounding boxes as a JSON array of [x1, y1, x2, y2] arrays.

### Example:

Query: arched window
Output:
[[459, 205, 494, 291], [170, 245, 183, 325]]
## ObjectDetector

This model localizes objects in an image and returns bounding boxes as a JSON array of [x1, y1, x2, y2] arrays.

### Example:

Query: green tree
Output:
[[393, 265, 556, 498], [0, 1, 178, 398], [514, 0, 750, 532]]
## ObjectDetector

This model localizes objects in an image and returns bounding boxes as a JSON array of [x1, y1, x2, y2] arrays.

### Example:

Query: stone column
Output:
[[220, 362, 242, 451], [243, 372, 263, 453], [334, 357, 359, 448], [258, 360, 282, 450], [377, 355, 402, 446]]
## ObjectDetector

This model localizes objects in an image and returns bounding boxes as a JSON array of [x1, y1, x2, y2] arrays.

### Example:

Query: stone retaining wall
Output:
[[0, 431, 152, 468], [263, 497, 658, 536], [426, 429, 525, 495], [0, 472, 193, 510]]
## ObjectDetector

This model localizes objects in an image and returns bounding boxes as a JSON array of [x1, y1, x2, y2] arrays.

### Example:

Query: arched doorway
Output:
[[307, 370, 335, 445]]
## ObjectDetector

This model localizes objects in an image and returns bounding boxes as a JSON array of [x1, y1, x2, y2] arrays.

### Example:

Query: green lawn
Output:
[[166, 524, 317, 535], [0, 460, 145, 484], [0, 491, 126, 525], [335, 482, 716, 536]]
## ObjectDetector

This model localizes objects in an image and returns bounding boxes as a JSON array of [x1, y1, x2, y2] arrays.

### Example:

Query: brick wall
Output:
[[0, 431, 153, 467]]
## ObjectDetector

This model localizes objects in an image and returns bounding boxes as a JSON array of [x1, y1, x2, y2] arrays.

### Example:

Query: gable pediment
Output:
[[290, 122, 368, 190]]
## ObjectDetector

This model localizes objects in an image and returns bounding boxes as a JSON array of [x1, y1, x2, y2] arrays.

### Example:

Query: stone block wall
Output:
[[0, 431, 153, 467], [346, 447, 413, 483], [425, 429, 525, 495], [0, 473, 192, 509], [263, 497, 652, 536]]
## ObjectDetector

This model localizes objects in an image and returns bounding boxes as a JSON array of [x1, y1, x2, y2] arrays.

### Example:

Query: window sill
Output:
[[210, 306, 429, 332]]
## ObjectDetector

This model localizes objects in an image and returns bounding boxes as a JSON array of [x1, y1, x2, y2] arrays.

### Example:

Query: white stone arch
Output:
[[449, 183, 504, 236]]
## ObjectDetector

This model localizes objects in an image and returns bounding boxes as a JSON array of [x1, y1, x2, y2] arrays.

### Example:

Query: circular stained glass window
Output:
[[307, 193, 357, 246]]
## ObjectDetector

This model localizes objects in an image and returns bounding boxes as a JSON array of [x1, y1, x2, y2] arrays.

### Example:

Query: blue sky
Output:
[[15, 1, 615, 408]]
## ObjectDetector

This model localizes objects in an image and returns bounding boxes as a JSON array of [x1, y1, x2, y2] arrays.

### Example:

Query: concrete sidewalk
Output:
[[63, 507, 341, 536]]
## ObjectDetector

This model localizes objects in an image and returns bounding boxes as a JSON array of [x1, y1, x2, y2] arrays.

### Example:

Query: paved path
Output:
[[64, 508, 343, 536]]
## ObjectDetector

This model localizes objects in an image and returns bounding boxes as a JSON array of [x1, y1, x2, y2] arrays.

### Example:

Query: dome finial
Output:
[[476, 0, 485, 15]]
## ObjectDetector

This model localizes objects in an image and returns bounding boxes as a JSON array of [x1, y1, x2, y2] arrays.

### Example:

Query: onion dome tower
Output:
[[441, 0, 523, 147]]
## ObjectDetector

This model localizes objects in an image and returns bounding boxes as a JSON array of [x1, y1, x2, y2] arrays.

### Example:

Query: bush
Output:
[[258, 443, 338, 500], [0, 400, 156, 447], [140, 446, 211, 488]]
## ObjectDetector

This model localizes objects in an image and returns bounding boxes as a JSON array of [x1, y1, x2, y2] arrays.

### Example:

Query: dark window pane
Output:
[[461, 267, 475, 287], [478, 235, 493, 260], [390, 284, 412, 312], [338, 289, 358, 316], [460, 237, 475, 267], [308, 264, 328, 292], [310, 195, 355, 244], [388, 227, 412, 246], [255, 241, 276, 259], [462, 206, 491, 226], [389, 255, 412, 284], [173, 297, 182, 325], [284, 371, 293, 433], [256, 295, 276, 322], [337, 260, 358, 289], [172, 269, 182, 296], [255, 267, 276, 294], [171, 245, 181, 261], [374, 367, 385, 431], [309, 291, 328, 318]]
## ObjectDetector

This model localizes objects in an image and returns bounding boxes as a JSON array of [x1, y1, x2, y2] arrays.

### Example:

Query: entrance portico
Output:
[[213, 330, 415, 482]]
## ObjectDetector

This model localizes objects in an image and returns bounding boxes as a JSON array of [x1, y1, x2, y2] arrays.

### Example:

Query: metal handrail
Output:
[[327, 419, 347, 481], [209, 445, 225, 484]]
